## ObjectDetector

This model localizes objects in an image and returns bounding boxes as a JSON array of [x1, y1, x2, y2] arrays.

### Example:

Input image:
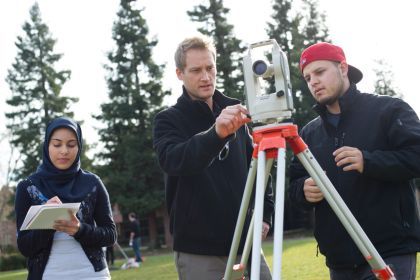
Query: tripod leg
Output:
[[297, 149, 396, 280], [225, 157, 274, 280], [224, 158, 258, 280], [251, 150, 267, 280], [239, 159, 274, 269], [272, 147, 286, 279]]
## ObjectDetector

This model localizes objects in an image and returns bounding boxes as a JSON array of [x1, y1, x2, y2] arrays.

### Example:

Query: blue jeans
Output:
[[329, 253, 417, 280], [131, 237, 142, 262]]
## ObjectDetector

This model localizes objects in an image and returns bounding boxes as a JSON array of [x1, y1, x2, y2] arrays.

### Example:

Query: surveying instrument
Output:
[[223, 39, 396, 280]]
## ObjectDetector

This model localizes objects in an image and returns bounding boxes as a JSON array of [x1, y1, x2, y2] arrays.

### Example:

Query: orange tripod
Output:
[[223, 123, 396, 280]]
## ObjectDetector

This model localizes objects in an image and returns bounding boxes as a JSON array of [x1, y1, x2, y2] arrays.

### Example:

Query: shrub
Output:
[[0, 245, 19, 255], [0, 253, 26, 271]]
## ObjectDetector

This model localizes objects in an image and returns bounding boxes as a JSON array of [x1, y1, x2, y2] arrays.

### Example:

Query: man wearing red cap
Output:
[[289, 42, 420, 279]]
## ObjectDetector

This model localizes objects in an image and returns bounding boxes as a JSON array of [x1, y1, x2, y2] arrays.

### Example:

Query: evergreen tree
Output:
[[266, 0, 297, 65], [266, 0, 330, 230], [95, 0, 169, 216], [302, 0, 330, 45], [5, 3, 76, 179], [188, 0, 245, 100], [293, 0, 330, 128], [373, 59, 402, 98], [267, 0, 329, 129]]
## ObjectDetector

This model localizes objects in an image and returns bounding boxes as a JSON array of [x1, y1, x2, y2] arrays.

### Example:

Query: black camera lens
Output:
[[252, 60, 268, 76]]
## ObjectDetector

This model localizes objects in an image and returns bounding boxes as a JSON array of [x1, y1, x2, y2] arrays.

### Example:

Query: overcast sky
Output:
[[1, 0, 419, 185]]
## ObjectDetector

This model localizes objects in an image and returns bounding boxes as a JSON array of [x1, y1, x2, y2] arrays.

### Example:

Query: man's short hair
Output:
[[174, 34, 216, 71]]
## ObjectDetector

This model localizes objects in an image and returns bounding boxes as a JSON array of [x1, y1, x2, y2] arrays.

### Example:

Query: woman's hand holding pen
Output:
[[47, 196, 80, 236], [46, 196, 62, 205]]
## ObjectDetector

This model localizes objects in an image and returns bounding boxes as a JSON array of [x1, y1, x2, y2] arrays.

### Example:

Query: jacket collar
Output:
[[175, 86, 240, 117], [313, 83, 360, 117]]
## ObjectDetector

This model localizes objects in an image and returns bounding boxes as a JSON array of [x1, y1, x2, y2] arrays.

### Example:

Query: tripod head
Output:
[[243, 39, 293, 125]]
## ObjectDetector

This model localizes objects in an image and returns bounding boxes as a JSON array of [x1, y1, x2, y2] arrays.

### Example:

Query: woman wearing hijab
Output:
[[15, 117, 117, 280]]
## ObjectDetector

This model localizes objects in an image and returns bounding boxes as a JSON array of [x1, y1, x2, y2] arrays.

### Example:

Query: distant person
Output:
[[15, 117, 117, 280], [106, 245, 115, 267], [153, 34, 274, 279], [128, 212, 142, 263], [289, 42, 420, 280]]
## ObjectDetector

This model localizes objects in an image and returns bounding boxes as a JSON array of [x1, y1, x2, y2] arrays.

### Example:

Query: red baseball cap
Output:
[[299, 42, 363, 84]]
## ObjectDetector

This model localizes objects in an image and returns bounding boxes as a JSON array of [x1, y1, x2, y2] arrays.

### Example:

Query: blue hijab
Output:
[[29, 117, 97, 202]]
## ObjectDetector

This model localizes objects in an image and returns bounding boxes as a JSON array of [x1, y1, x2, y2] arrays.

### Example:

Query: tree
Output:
[[0, 127, 21, 222], [5, 3, 77, 179], [294, 0, 330, 128], [188, 0, 245, 100], [265, 0, 331, 130], [267, 0, 330, 129], [373, 59, 402, 98], [95, 0, 169, 218], [266, 0, 330, 230], [0, 186, 13, 222], [266, 0, 295, 62], [0, 126, 21, 188]]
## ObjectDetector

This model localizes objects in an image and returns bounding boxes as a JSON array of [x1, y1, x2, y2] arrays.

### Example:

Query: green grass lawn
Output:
[[1, 237, 419, 280]]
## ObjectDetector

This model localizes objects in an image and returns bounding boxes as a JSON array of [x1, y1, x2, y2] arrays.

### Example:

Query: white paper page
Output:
[[20, 203, 81, 231], [20, 205, 44, 230]]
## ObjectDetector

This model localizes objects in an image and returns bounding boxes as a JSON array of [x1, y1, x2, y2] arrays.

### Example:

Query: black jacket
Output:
[[289, 84, 420, 269], [153, 87, 274, 256], [15, 176, 116, 280]]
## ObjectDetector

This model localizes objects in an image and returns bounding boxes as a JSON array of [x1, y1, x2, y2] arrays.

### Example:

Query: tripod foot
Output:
[[372, 265, 395, 280], [224, 264, 245, 280]]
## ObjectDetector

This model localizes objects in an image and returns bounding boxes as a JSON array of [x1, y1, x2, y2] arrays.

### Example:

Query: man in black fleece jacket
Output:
[[153, 35, 274, 279], [289, 42, 420, 280]]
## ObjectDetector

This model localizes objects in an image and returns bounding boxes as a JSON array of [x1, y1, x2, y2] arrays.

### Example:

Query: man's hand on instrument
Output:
[[215, 104, 251, 139]]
